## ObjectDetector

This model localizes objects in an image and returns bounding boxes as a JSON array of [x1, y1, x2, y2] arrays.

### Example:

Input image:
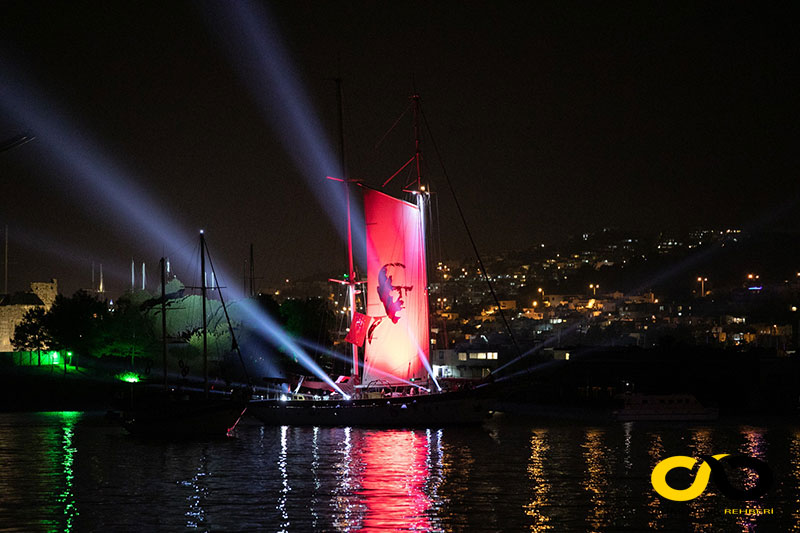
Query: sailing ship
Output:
[[248, 93, 493, 427], [122, 232, 249, 437]]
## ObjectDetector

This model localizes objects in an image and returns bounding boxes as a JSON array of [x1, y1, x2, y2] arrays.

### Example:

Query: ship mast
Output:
[[412, 94, 423, 192], [200, 231, 209, 398], [339, 80, 359, 381], [160, 257, 168, 392], [326, 79, 362, 382]]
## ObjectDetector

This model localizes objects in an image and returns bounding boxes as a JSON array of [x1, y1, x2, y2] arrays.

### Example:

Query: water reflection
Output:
[[524, 429, 552, 531], [182, 448, 209, 529], [688, 428, 716, 532], [0, 412, 82, 532], [581, 429, 610, 531], [277, 425, 290, 532], [358, 430, 432, 531], [791, 431, 800, 531], [646, 432, 666, 530], [57, 412, 80, 532], [424, 428, 446, 529], [736, 427, 768, 532], [622, 422, 633, 473], [310, 426, 321, 529], [332, 426, 363, 530], [2, 414, 799, 531]]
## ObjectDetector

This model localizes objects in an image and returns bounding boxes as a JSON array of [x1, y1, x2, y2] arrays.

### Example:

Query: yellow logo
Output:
[[651, 454, 728, 501], [651, 454, 772, 501]]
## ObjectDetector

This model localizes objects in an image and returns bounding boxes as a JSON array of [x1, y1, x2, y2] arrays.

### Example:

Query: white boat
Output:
[[613, 393, 718, 421]]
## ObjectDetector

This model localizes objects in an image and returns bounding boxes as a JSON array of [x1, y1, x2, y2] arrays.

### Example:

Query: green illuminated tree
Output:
[[11, 307, 49, 365], [102, 294, 158, 362]]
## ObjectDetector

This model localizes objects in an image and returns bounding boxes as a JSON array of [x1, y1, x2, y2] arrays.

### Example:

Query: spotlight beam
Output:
[[201, 0, 367, 265], [0, 59, 345, 395], [293, 336, 429, 392]]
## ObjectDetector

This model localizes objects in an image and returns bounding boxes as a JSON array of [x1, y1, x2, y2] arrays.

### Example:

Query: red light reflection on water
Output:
[[358, 430, 430, 531]]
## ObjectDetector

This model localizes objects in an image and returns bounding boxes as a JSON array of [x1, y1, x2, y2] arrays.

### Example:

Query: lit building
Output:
[[0, 279, 58, 352], [431, 348, 501, 379]]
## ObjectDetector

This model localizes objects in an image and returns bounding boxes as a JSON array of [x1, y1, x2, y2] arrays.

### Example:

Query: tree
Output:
[[44, 290, 108, 358], [278, 297, 335, 374], [102, 294, 158, 362], [279, 297, 332, 342], [11, 307, 48, 365]]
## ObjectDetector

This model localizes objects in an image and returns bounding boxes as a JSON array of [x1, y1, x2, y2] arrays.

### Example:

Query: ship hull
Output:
[[123, 395, 248, 437], [248, 390, 492, 427]]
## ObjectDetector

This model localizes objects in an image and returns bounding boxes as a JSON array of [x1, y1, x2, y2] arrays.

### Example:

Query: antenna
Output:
[[99, 264, 104, 294]]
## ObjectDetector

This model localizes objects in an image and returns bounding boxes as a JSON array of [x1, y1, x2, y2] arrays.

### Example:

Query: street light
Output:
[[589, 284, 598, 296], [697, 277, 707, 297]]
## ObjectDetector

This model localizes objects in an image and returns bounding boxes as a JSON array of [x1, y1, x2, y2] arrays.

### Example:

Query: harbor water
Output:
[[0, 411, 797, 531]]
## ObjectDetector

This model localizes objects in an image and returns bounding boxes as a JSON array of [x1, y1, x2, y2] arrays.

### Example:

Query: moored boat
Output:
[[613, 393, 718, 421], [123, 388, 249, 437], [123, 234, 249, 437], [249, 93, 494, 427]]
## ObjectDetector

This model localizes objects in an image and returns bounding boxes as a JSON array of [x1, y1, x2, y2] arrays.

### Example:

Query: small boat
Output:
[[249, 92, 493, 427], [612, 393, 718, 421], [123, 234, 249, 437]]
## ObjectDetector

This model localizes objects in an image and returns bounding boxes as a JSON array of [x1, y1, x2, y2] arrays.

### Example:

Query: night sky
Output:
[[1, 1, 798, 297]]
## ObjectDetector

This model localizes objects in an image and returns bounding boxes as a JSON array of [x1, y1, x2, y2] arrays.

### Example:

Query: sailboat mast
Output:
[[200, 231, 209, 398], [346, 179, 358, 380], [412, 94, 423, 191], [336, 78, 359, 381], [249, 243, 255, 297], [4, 225, 7, 296], [160, 257, 168, 392]]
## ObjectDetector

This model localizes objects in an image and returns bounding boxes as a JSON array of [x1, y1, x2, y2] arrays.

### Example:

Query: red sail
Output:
[[363, 188, 429, 384]]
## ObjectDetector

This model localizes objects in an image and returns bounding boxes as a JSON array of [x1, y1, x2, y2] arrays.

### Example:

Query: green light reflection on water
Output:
[[51, 411, 80, 532]]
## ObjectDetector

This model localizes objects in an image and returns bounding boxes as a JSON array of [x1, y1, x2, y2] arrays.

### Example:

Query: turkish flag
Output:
[[345, 311, 371, 347]]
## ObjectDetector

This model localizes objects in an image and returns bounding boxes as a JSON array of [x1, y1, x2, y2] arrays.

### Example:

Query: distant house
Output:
[[430, 348, 501, 379], [0, 279, 58, 352]]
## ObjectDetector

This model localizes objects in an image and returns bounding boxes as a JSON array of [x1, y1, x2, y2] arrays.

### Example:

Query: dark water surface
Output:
[[0, 412, 798, 532]]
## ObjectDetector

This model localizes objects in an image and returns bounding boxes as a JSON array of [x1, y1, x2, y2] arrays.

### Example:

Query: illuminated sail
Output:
[[362, 188, 429, 385]]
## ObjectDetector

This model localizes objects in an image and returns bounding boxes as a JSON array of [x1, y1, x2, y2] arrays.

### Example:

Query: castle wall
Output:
[[0, 279, 58, 352], [0, 304, 39, 352], [30, 279, 58, 310]]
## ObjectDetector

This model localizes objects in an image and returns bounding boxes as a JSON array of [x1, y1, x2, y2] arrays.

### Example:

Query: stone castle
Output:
[[0, 279, 58, 352]]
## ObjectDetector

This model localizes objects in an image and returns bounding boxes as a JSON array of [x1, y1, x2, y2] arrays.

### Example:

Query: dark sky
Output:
[[1, 1, 798, 296]]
